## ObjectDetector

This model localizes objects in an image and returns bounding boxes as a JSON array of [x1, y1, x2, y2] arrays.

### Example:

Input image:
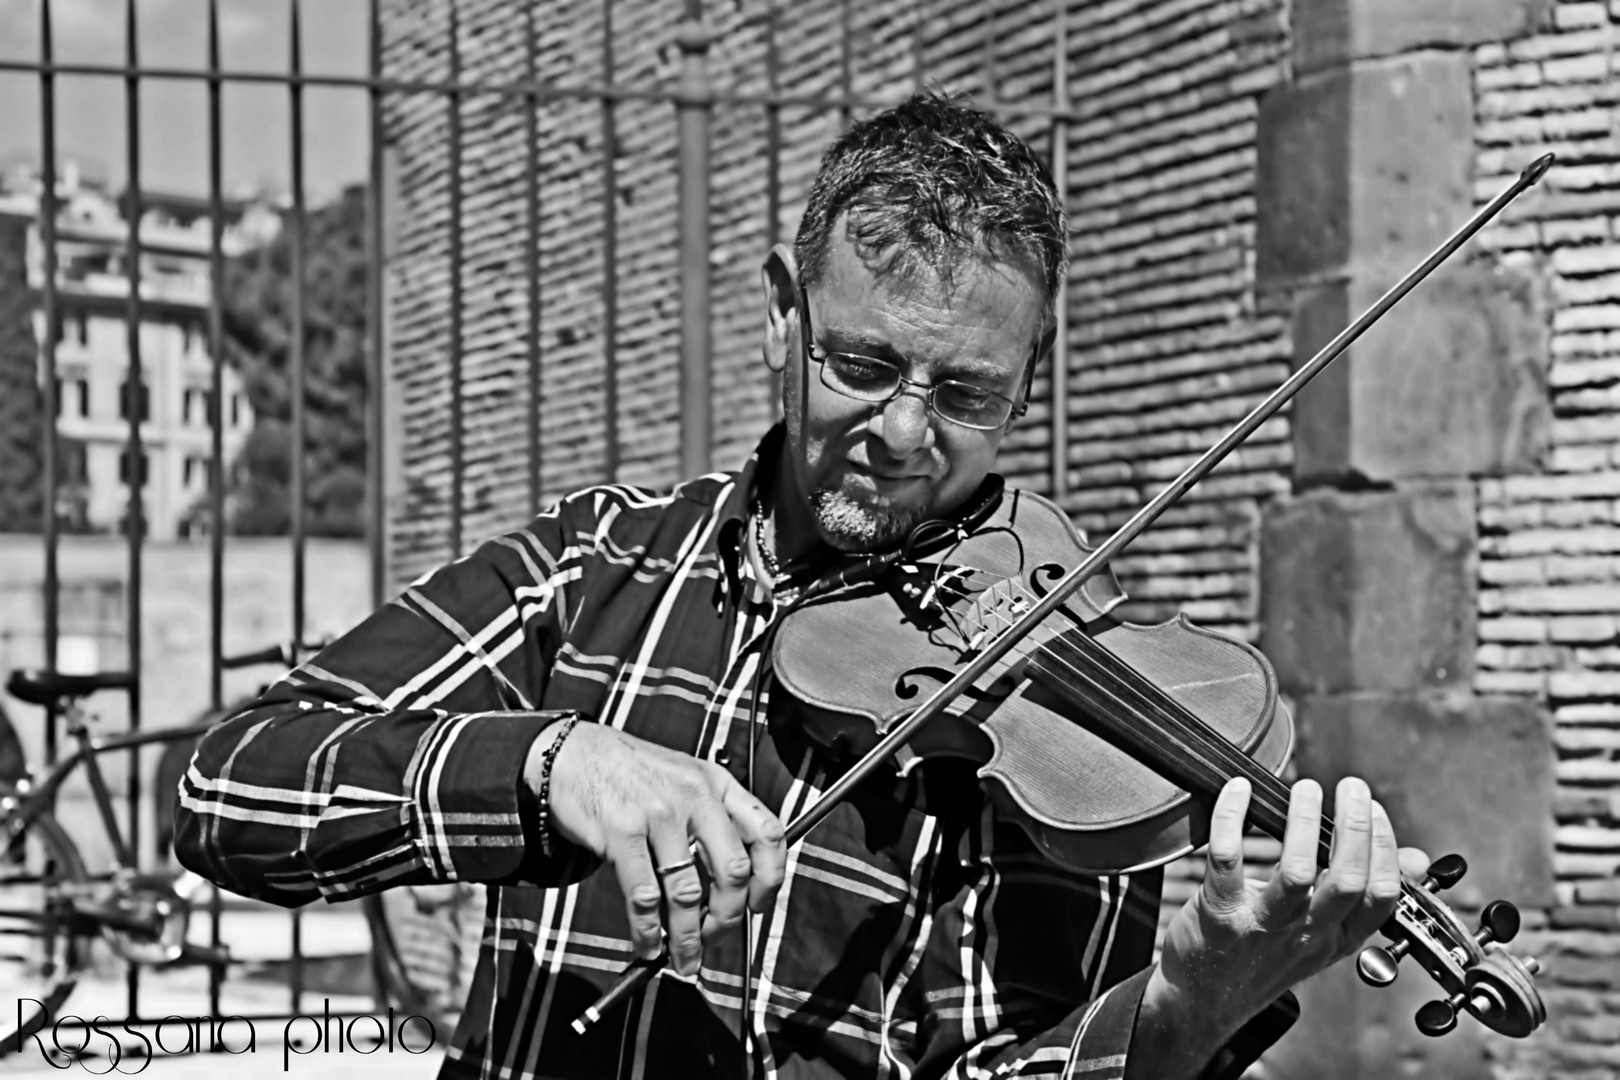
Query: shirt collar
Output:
[[713, 423, 785, 607]]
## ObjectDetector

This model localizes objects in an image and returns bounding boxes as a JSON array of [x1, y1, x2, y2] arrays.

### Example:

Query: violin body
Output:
[[773, 485, 1294, 875]]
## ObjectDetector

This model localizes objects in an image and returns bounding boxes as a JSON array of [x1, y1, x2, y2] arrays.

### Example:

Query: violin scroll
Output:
[[1354, 853, 1546, 1038]]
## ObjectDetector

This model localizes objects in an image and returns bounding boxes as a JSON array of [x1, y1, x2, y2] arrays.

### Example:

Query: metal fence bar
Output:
[[206, 0, 225, 713], [764, 1, 781, 425], [677, 0, 711, 479], [983, 0, 999, 100], [367, 0, 385, 608], [764, 2, 779, 252], [525, 4, 543, 516], [839, 0, 852, 129], [1050, 2, 1068, 500], [121, 0, 145, 1020], [448, 1, 465, 556], [38, 0, 60, 765], [0, 59, 1105, 124], [287, 0, 309, 1012], [601, 0, 619, 482], [204, 0, 226, 1019], [912, 5, 925, 92]]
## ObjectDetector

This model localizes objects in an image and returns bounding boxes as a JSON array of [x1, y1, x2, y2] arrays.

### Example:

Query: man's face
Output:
[[773, 228, 1049, 552]]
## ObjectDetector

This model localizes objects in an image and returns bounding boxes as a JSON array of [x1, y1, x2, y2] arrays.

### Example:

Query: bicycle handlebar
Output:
[[219, 639, 331, 670]]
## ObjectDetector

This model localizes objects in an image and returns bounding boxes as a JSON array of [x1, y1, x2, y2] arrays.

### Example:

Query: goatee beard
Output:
[[808, 487, 923, 553]]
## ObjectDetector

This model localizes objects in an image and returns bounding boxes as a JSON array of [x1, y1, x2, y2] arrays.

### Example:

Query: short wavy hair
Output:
[[793, 90, 1068, 311]]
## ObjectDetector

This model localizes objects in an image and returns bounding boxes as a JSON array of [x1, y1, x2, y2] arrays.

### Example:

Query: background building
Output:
[[0, 166, 271, 540]]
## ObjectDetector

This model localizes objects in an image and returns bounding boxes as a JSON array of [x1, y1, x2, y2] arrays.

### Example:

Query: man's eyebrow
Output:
[[822, 326, 1015, 382]]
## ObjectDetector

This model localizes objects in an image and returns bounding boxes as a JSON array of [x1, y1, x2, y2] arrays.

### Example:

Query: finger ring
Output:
[[654, 857, 696, 877]]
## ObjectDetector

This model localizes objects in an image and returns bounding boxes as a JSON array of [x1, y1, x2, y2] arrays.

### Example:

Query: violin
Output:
[[572, 153, 1556, 1041], [772, 485, 1544, 1040]]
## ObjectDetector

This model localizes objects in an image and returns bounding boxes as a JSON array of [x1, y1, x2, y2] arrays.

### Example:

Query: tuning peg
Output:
[[1476, 899, 1520, 946], [1357, 939, 1411, 987], [1423, 853, 1468, 892], [1417, 993, 1464, 1036]]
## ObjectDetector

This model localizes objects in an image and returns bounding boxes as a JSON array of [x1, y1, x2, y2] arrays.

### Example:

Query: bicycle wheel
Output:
[[0, 809, 91, 1057], [364, 883, 485, 1032]]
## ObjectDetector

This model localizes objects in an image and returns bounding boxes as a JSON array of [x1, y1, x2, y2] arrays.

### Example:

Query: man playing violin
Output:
[[175, 91, 1429, 1079]]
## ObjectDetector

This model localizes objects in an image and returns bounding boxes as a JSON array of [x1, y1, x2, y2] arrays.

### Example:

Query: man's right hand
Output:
[[524, 721, 787, 976]]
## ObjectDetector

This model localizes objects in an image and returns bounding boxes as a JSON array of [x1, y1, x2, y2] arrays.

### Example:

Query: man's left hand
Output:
[[1138, 775, 1429, 1078]]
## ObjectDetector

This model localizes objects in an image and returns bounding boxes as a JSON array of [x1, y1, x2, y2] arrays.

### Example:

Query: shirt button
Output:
[[715, 749, 731, 766]]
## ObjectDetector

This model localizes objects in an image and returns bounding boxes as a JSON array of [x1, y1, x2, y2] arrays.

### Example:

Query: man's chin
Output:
[[809, 487, 926, 553]]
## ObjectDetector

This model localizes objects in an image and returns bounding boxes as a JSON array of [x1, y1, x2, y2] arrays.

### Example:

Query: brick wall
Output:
[[380, 0, 1620, 1074], [1471, 3, 1620, 1074]]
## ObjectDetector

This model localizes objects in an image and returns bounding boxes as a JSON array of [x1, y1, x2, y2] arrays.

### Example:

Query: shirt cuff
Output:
[[408, 709, 581, 884], [1197, 992, 1299, 1080], [1101, 970, 1298, 1080]]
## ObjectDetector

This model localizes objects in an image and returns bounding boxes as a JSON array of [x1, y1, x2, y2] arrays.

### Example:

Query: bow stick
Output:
[[573, 152, 1557, 1035]]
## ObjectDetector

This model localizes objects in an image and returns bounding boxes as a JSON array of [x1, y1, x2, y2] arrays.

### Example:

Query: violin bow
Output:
[[572, 152, 1556, 1035]]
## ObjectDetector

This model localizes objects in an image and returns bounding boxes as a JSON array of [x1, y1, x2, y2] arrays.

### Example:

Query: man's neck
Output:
[[766, 451, 823, 567]]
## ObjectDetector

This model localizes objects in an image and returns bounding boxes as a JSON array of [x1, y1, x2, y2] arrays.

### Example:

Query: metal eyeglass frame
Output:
[[796, 282, 1036, 431]]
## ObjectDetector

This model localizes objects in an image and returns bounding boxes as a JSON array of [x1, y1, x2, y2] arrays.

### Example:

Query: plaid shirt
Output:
[[175, 425, 1294, 1080]]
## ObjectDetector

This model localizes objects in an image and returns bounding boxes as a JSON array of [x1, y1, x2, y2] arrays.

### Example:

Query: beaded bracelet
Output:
[[537, 714, 585, 858]]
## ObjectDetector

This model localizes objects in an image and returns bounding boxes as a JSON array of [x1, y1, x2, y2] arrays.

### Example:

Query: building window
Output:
[[183, 455, 210, 487], [185, 387, 217, 427], [230, 392, 242, 427], [52, 376, 90, 417], [119, 380, 150, 423], [60, 442, 88, 484], [117, 449, 148, 488]]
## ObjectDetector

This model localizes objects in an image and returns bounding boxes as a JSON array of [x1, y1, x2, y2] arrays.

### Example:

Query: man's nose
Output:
[[869, 387, 935, 456]]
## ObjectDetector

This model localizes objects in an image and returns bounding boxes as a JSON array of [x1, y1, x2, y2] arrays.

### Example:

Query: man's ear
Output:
[[760, 244, 799, 375], [1014, 321, 1058, 416]]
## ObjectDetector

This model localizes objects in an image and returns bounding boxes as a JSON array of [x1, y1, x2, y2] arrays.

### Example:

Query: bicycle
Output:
[[0, 645, 485, 1056]]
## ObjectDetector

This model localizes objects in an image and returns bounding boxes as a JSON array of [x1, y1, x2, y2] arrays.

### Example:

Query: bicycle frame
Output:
[[2, 713, 219, 873]]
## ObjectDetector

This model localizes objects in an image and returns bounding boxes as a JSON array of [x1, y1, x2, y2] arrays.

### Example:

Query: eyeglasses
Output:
[[798, 285, 1032, 431]]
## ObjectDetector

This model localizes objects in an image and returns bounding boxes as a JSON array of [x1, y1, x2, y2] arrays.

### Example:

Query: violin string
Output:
[[1032, 634, 1336, 863], [931, 570, 1327, 855], [955, 575, 1302, 820], [923, 567, 1445, 916]]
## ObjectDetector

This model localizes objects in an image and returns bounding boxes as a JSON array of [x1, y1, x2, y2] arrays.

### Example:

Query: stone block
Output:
[[1293, 0, 1555, 75], [1258, 53, 1475, 283], [1261, 485, 1477, 696], [1288, 261, 1551, 484], [1288, 693, 1556, 908], [1255, 73, 1351, 282], [1257, 957, 1488, 1080]]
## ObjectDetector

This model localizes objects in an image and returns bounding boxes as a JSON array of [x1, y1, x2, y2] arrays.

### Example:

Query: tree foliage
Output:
[[0, 215, 45, 532], [221, 186, 369, 537]]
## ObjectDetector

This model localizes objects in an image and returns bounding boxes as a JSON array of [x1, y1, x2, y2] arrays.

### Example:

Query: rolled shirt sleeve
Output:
[[174, 504, 597, 906]]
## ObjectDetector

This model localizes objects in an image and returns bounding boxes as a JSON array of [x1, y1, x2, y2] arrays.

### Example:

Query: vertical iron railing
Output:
[[447, 4, 465, 556], [525, 4, 544, 516], [204, 0, 226, 1019], [287, 0, 310, 1009], [5, 0, 1095, 1028], [1050, 1, 1069, 499], [366, 0, 386, 609], [601, 0, 620, 482], [37, 0, 59, 768], [120, 0, 146, 1019], [677, 0, 712, 479]]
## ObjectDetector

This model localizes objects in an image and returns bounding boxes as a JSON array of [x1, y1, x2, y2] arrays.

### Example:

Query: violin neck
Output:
[[1027, 629, 1336, 868]]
